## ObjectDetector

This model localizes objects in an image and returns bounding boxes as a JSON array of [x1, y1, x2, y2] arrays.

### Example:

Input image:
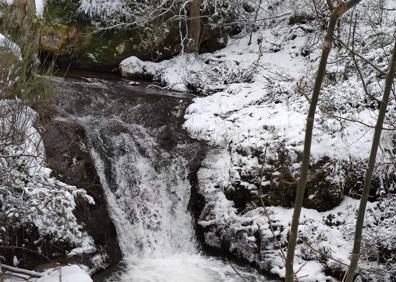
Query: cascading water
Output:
[[53, 76, 267, 282]]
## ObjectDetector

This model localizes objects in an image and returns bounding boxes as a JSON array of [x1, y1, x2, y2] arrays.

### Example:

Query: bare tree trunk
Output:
[[343, 39, 396, 282], [185, 0, 201, 53], [0, 261, 3, 282], [284, 1, 362, 281], [248, 0, 263, 46]]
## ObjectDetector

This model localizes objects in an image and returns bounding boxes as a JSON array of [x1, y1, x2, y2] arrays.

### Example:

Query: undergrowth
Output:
[[0, 5, 56, 118]]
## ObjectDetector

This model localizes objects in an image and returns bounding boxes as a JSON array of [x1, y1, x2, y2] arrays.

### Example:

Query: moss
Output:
[[44, 1, 88, 25], [40, 24, 82, 55]]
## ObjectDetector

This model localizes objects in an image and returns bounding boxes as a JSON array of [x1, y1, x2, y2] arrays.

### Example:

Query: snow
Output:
[[35, 265, 92, 282], [0, 101, 96, 259], [120, 0, 396, 280], [121, 55, 212, 92], [197, 148, 395, 281], [126, 28, 393, 165], [35, 0, 45, 17], [120, 1, 396, 194], [121, 23, 396, 209], [0, 33, 22, 59], [2, 265, 92, 282]]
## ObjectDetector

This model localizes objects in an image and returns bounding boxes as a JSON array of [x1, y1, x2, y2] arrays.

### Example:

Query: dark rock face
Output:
[[223, 145, 345, 212], [0, 223, 72, 269], [40, 119, 122, 273], [222, 143, 389, 213]]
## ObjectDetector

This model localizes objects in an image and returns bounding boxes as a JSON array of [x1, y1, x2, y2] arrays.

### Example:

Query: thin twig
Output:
[[227, 260, 248, 282]]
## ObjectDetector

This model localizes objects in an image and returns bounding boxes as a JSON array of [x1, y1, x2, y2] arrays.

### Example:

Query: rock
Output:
[[39, 1, 234, 72], [200, 31, 229, 54], [40, 119, 122, 273], [40, 1, 182, 72], [223, 142, 388, 213], [119, 56, 156, 79]]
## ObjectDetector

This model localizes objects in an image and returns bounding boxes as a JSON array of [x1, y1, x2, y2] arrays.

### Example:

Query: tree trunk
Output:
[[343, 39, 396, 282], [185, 0, 201, 53], [284, 1, 362, 281], [248, 0, 263, 45], [0, 262, 3, 282]]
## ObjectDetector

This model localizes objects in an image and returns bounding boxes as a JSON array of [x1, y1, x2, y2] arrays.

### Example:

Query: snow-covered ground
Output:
[[34, 265, 92, 282], [121, 0, 396, 280], [4, 264, 92, 282]]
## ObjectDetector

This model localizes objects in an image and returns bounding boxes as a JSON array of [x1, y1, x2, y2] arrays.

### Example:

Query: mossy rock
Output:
[[40, 1, 229, 72], [227, 146, 365, 212], [226, 147, 390, 213], [40, 1, 182, 71]]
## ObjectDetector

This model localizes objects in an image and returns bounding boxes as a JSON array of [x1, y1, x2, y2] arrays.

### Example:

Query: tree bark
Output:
[[284, 1, 362, 281], [343, 38, 396, 282], [185, 0, 201, 53]]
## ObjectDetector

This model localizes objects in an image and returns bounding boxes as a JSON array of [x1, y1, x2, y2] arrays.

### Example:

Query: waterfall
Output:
[[82, 120, 196, 256], [53, 77, 266, 282]]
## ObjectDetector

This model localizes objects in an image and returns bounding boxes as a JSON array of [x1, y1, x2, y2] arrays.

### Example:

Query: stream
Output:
[[52, 76, 268, 282]]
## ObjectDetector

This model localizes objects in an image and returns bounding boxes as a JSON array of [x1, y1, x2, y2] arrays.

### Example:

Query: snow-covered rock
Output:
[[120, 56, 157, 79]]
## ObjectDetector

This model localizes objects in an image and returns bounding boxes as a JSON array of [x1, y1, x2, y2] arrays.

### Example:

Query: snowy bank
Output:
[[120, 0, 396, 280], [0, 101, 96, 263], [198, 149, 396, 281], [122, 26, 396, 210], [3, 264, 92, 282]]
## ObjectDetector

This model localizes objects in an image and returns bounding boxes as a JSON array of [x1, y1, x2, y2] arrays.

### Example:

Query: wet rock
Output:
[[40, 119, 122, 274]]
